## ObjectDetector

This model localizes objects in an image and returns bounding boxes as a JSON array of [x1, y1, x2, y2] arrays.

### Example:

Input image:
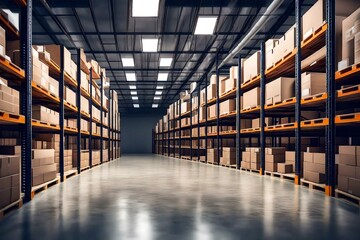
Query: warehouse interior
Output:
[[1, 0, 360, 239]]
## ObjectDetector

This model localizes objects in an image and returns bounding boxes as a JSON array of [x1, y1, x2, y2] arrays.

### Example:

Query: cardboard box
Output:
[[208, 105, 216, 119], [338, 164, 356, 178], [243, 87, 260, 110], [0, 155, 20, 177], [242, 151, 251, 162], [251, 151, 260, 163], [265, 162, 277, 172], [65, 87, 76, 106], [265, 77, 294, 105], [277, 163, 293, 173], [342, 8, 360, 66], [338, 154, 357, 166], [313, 153, 325, 164], [274, 26, 296, 60], [302, 0, 325, 40], [44, 45, 72, 76], [220, 99, 235, 116], [48, 77, 59, 97], [251, 162, 260, 170], [207, 84, 217, 101], [265, 39, 278, 69], [301, 72, 326, 97], [303, 152, 314, 163], [266, 147, 286, 155], [243, 51, 260, 82], [304, 170, 326, 183], [338, 175, 349, 192], [348, 178, 360, 197], [304, 162, 325, 174], [265, 154, 285, 163]]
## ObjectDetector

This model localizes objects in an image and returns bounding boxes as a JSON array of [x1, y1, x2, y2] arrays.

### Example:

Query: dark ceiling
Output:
[[27, 0, 315, 112]]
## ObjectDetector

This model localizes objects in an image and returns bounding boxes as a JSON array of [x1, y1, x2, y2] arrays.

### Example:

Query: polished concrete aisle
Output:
[[0, 155, 360, 239]]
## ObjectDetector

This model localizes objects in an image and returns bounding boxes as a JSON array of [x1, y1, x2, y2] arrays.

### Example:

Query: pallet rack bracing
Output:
[[153, 0, 360, 204]]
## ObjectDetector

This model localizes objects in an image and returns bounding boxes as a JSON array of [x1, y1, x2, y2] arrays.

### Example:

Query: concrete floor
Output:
[[0, 155, 360, 239]]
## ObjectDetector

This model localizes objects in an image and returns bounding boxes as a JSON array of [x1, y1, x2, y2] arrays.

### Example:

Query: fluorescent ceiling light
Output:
[[125, 72, 136, 81], [122, 57, 135, 67], [157, 73, 168, 81], [156, 86, 164, 90], [142, 38, 158, 52], [159, 57, 173, 67], [152, 104, 159, 108], [155, 91, 162, 95], [194, 16, 218, 35], [154, 96, 161, 100], [130, 91, 137, 95], [132, 96, 138, 100], [129, 85, 137, 90], [132, 0, 159, 17], [133, 104, 140, 108]]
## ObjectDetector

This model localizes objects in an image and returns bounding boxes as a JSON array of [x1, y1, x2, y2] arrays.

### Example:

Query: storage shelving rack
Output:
[[0, 0, 121, 204], [154, 0, 360, 201]]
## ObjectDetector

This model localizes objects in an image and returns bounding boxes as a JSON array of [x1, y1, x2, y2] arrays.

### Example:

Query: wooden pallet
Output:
[[64, 169, 78, 180], [81, 166, 90, 172], [241, 105, 260, 113], [301, 118, 328, 128], [92, 162, 101, 167], [266, 122, 297, 132], [220, 111, 236, 118], [265, 97, 296, 109], [335, 189, 360, 206], [32, 119, 60, 130], [241, 127, 261, 133], [336, 62, 360, 81], [31, 176, 60, 199], [335, 112, 360, 124], [264, 171, 295, 181], [240, 167, 260, 173], [300, 179, 325, 192], [220, 88, 237, 98], [0, 111, 25, 124], [0, 199, 23, 220]]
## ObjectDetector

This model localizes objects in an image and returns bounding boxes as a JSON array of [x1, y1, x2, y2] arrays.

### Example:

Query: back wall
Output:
[[120, 110, 166, 154]]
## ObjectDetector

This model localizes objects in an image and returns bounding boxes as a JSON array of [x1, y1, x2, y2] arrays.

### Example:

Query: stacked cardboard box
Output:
[[265, 147, 286, 172], [207, 84, 217, 101], [32, 105, 59, 125], [252, 118, 271, 129], [81, 96, 89, 113], [199, 106, 206, 121], [220, 99, 235, 116], [0, 77, 20, 114], [243, 87, 260, 110], [243, 52, 260, 83], [273, 26, 296, 62], [341, 8, 360, 67], [103, 150, 108, 162], [32, 149, 56, 186], [92, 150, 101, 166], [207, 149, 218, 163], [0, 143, 21, 209], [45, 45, 75, 79], [301, 72, 326, 98], [220, 147, 236, 165], [337, 146, 360, 197], [228, 66, 239, 91], [181, 102, 190, 114], [73, 150, 89, 169], [80, 119, 89, 132], [48, 77, 59, 97], [208, 105, 217, 119], [277, 151, 302, 174], [92, 106, 101, 121], [265, 39, 278, 69], [241, 147, 260, 170], [265, 77, 295, 105], [66, 119, 77, 129], [65, 87, 76, 107], [303, 149, 326, 184], [32, 134, 60, 172]]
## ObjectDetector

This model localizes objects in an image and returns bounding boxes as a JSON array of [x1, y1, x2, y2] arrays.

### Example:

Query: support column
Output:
[[260, 42, 266, 175], [236, 57, 242, 169]]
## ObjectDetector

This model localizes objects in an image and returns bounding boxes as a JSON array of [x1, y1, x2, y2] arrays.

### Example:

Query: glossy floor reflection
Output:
[[0, 155, 360, 239]]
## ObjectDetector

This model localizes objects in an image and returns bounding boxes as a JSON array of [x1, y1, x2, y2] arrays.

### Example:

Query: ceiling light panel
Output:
[[155, 91, 162, 95], [152, 104, 159, 108], [130, 91, 137, 95], [129, 85, 137, 90], [133, 104, 140, 108], [156, 86, 164, 90], [157, 73, 168, 81], [132, 96, 138, 100], [142, 38, 159, 52], [159, 57, 173, 67], [194, 16, 218, 35], [125, 73, 136, 81], [122, 57, 135, 67], [132, 0, 159, 17], [154, 96, 161, 100]]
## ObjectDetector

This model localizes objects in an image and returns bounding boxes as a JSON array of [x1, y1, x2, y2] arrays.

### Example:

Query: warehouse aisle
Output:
[[0, 155, 360, 239]]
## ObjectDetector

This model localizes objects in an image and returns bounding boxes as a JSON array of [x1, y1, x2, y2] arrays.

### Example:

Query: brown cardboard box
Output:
[[339, 164, 356, 178], [242, 151, 251, 162], [303, 152, 314, 163], [48, 77, 59, 97], [339, 154, 357, 166], [265, 77, 295, 105], [241, 161, 250, 169], [208, 105, 216, 119], [207, 84, 217, 101], [251, 162, 260, 170], [339, 145, 357, 155], [0, 155, 20, 177], [338, 175, 349, 192], [251, 151, 260, 163], [251, 118, 271, 129], [348, 178, 360, 197], [243, 87, 260, 110], [223, 151, 236, 165], [302, 0, 325, 40], [266, 147, 286, 155], [342, 8, 360, 66], [277, 163, 293, 173], [285, 151, 296, 161], [265, 154, 285, 163], [301, 72, 326, 97], [304, 162, 325, 174], [265, 162, 277, 172], [45, 45, 72, 75], [220, 99, 235, 116], [265, 39, 278, 69], [243, 51, 260, 82], [32, 157, 54, 168], [313, 153, 325, 164], [304, 170, 326, 183], [65, 87, 76, 106]]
